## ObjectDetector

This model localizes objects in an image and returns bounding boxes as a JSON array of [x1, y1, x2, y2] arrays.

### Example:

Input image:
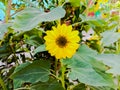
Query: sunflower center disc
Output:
[[56, 36, 68, 48]]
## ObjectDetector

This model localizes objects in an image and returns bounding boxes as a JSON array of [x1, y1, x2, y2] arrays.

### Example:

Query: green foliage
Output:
[[1, 0, 120, 90], [12, 7, 66, 31], [73, 83, 86, 90], [0, 23, 12, 39], [63, 45, 114, 87], [34, 44, 46, 54], [31, 78, 64, 90], [69, 0, 80, 7], [10, 60, 50, 83], [96, 54, 120, 75], [0, 44, 12, 58], [101, 30, 120, 46]]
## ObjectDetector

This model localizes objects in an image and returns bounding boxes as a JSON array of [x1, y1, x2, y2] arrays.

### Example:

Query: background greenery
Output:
[[0, 0, 120, 90]]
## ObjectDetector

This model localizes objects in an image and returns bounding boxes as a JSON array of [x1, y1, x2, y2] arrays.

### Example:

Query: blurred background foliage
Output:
[[0, 0, 120, 90]]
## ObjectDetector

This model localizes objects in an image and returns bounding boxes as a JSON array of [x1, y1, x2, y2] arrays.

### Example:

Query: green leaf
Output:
[[31, 78, 64, 90], [13, 80, 23, 89], [12, 62, 30, 89], [79, 15, 107, 27], [95, 54, 120, 75], [12, 7, 66, 31], [24, 29, 43, 46], [107, 21, 118, 31], [25, 35, 42, 46], [0, 44, 12, 58], [0, 23, 12, 39], [73, 83, 86, 90], [13, 62, 31, 73], [34, 44, 46, 54], [10, 60, 50, 83], [88, 19, 107, 27], [90, 86, 114, 90], [101, 30, 120, 46], [69, 0, 80, 7], [63, 45, 114, 87]]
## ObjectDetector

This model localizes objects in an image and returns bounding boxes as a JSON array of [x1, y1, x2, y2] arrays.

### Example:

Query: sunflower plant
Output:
[[0, 0, 120, 90]]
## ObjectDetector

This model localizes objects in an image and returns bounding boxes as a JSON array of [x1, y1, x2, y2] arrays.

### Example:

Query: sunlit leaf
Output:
[[12, 7, 66, 31], [63, 45, 114, 87], [69, 0, 80, 7], [95, 54, 120, 75], [101, 30, 120, 46], [0, 23, 12, 39], [34, 44, 46, 54]]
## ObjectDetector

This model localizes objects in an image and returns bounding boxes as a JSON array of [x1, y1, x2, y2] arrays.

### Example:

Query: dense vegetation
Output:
[[0, 0, 120, 90]]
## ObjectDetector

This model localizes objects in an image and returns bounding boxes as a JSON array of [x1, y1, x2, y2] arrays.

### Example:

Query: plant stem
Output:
[[5, 0, 12, 22], [86, 85, 90, 90], [50, 73, 61, 81], [60, 60, 66, 89], [55, 59, 58, 76], [0, 77, 7, 90]]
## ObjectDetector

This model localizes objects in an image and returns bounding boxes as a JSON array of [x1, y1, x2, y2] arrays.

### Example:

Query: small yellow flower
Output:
[[44, 24, 80, 59]]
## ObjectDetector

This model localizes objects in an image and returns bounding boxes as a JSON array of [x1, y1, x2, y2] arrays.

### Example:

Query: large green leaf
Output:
[[95, 54, 120, 75], [13, 62, 31, 73], [13, 80, 23, 89], [90, 86, 114, 90], [10, 60, 50, 83], [63, 45, 114, 87], [101, 30, 120, 46], [12, 7, 65, 31], [0, 23, 12, 39], [31, 78, 64, 90]]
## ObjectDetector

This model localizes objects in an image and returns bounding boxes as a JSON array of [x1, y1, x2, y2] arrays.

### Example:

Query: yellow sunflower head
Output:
[[44, 24, 80, 59]]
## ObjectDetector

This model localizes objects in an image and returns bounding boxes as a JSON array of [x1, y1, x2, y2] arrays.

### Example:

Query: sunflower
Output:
[[44, 24, 80, 59]]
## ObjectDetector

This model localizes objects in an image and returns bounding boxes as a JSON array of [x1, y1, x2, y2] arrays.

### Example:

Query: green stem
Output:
[[60, 60, 66, 89], [50, 73, 61, 81], [0, 77, 7, 90], [55, 59, 58, 76], [86, 85, 90, 90]]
